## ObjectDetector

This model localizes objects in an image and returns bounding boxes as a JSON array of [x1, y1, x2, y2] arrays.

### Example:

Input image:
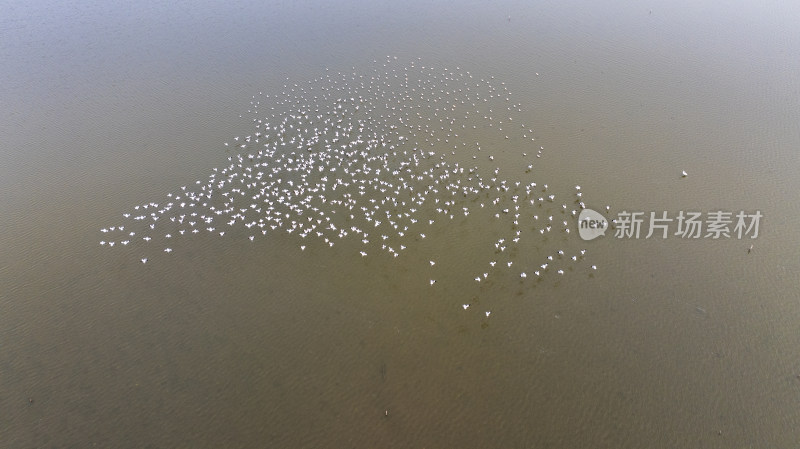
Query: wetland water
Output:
[[2, 0, 800, 447]]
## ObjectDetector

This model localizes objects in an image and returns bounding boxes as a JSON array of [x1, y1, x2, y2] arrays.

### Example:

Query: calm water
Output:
[[2, 0, 800, 447]]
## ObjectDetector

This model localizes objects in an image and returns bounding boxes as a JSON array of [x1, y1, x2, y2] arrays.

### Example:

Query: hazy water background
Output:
[[2, 0, 800, 447]]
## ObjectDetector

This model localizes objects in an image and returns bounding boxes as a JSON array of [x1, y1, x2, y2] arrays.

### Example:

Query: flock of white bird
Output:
[[101, 57, 598, 313]]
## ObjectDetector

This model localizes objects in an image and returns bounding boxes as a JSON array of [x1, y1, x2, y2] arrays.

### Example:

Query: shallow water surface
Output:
[[2, 0, 800, 447]]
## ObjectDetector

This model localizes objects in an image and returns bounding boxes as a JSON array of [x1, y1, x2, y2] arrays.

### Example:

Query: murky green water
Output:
[[2, 1, 800, 447]]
